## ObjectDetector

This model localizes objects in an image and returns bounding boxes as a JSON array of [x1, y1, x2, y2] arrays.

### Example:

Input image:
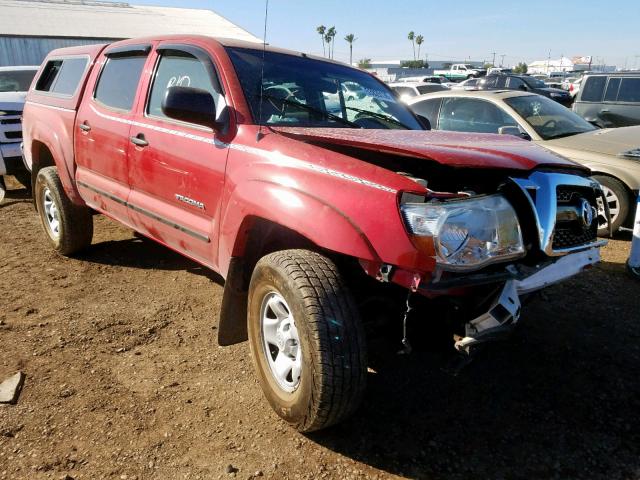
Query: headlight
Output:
[[401, 194, 525, 271]]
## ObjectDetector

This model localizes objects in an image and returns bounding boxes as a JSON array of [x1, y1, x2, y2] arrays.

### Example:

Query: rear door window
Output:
[[94, 55, 147, 111], [604, 78, 621, 102], [617, 78, 640, 102], [580, 76, 606, 102], [438, 97, 518, 133]]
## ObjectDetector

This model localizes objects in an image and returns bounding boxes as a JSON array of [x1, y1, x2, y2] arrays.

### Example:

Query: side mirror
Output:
[[417, 114, 431, 130], [498, 125, 531, 140], [518, 84, 528, 91], [162, 86, 220, 130]]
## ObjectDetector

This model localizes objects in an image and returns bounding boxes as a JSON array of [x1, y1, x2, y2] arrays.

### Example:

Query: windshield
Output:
[[0, 69, 36, 92], [522, 77, 546, 88], [504, 95, 596, 140], [226, 47, 423, 130]]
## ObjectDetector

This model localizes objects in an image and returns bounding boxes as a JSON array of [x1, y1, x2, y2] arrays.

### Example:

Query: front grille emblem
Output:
[[579, 197, 594, 228]]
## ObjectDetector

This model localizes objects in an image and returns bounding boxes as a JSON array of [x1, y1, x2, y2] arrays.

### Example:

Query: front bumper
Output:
[[0, 142, 26, 176], [454, 248, 599, 354]]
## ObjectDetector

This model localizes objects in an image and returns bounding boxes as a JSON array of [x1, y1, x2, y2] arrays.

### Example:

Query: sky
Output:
[[110, 0, 640, 68]]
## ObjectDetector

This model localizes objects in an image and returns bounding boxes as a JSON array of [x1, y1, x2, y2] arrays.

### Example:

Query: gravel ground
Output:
[[1, 180, 639, 480]]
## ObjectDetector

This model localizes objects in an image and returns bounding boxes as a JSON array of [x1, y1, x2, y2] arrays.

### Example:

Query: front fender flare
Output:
[[218, 179, 381, 277]]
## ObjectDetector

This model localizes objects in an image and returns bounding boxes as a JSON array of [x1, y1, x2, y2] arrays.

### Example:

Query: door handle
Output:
[[79, 122, 91, 132], [130, 134, 148, 147]]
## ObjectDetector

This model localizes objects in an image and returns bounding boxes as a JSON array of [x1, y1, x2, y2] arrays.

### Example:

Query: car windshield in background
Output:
[[226, 47, 423, 130], [523, 77, 547, 89], [0, 70, 36, 92], [505, 95, 596, 140]]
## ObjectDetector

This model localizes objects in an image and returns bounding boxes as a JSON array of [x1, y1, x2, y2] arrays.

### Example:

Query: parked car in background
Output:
[[562, 76, 580, 90], [573, 72, 640, 128], [0, 65, 38, 194], [568, 77, 582, 98], [487, 67, 512, 76], [22, 36, 605, 432], [408, 90, 640, 234], [434, 64, 486, 80], [397, 75, 443, 84], [451, 77, 481, 90], [479, 74, 572, 105], [387, 81, 448, 102]]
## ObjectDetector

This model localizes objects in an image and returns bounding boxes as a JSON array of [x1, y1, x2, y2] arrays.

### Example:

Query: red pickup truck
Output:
[[22, 35, 605, 432]]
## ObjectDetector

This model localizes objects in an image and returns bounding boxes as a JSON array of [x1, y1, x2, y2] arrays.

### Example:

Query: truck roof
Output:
[[45, 35, 354, 69]]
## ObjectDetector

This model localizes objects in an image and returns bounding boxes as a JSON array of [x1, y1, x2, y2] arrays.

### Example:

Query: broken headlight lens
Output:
[[401, 194, 525, 271]]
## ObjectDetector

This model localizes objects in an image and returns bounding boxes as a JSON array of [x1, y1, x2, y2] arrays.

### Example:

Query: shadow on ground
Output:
[[80, 235, 224, 284], [309, 261, 640, 479]]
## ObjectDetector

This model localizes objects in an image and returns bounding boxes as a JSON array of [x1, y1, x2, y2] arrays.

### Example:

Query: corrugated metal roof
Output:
[[0, 0, 261, 42]]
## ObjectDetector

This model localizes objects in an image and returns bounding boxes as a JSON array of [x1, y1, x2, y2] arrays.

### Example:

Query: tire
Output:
[[35, 166, 93, 255], [247, 249, 367, 432], [593, 175, 629, 236]]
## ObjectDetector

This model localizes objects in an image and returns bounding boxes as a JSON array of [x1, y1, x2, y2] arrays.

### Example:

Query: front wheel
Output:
[[247, 250, 367, 432], [35, 166, 93, 255], [593, 175, 629, 236]]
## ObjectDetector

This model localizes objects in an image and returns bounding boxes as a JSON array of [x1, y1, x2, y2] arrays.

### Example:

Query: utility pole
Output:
[[500, 54, 505, 67], [491, 52, 496, 66], [546, 50, 551, 75]]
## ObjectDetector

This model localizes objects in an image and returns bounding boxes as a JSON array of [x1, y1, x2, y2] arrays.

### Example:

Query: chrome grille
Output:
[[552, 186, 598, 250]]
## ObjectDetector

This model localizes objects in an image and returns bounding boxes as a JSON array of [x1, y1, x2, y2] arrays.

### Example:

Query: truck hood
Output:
[[0, 91, 27, 111], [544, 126, 640, 157], [273, 127, 582, 171]]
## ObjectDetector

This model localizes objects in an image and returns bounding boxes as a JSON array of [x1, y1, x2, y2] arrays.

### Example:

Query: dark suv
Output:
[[479, 74, 572, 106], [573, 72, 640, 128]]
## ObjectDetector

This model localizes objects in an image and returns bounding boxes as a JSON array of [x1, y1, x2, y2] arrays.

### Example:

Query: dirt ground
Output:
[[1, 178, 639, 480]]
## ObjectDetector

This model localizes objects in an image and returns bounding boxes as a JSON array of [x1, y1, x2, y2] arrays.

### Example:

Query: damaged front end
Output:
[[366, 169, 606, 355]]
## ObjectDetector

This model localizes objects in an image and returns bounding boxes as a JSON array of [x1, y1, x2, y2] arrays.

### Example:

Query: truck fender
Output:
[[216, 180, 381, 346], [29, 128, 83, 205]]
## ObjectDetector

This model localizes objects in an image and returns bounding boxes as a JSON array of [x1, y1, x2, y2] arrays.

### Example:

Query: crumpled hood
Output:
[[0, 91, 27, 111], [273, 127, 583, 171], [544, 126, 640, 157]]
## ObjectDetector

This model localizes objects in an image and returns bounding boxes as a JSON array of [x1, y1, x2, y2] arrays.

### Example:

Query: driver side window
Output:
[[438, 97, 518, 134], [148, 53, 221, 121]]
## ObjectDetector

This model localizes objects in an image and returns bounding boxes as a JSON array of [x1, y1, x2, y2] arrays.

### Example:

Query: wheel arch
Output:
[[216, 181, 381, 346]]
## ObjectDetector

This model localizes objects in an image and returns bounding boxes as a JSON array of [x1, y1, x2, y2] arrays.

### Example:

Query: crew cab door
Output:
[[74, 45, 151, 225], [126, 43, 229, 268]]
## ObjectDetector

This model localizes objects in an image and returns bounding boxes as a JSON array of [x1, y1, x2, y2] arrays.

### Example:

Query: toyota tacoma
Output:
[[22, 36, 605, 432]]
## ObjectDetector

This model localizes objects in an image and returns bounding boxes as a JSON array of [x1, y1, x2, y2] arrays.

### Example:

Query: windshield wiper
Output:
[[343, 106, 412, 129], [258, 94, 361, 128]]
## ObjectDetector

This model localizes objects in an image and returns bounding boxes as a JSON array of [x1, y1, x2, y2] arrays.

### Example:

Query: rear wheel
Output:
[[247, 249, 367, 432], [594, 175, 629, 235], [35, 166, 93, 255]]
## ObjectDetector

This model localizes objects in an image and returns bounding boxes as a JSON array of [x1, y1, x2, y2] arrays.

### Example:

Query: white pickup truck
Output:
[[0, 66, 38, 197], [434, 64, 486, 81]]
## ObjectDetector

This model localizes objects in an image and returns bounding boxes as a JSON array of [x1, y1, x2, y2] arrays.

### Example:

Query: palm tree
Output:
[[327, 26, 337, 59], [415, 35, 424, 60], [344, 34, 356, 65], [316, 25, 326, 57], [408, 31, 415, 60]]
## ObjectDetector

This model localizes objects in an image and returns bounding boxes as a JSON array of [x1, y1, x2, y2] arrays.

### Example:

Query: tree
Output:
[[415, 35, 424, 60], [513, 62, 528, 74], [400, 60, 426, 68], [357, 58, 371, 69], [344, 34, 356, 65], [316, 25, 326, 57], [326, 26, 337, 59], [408, 31, 416, 61], [483, 63, 494, 69]]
